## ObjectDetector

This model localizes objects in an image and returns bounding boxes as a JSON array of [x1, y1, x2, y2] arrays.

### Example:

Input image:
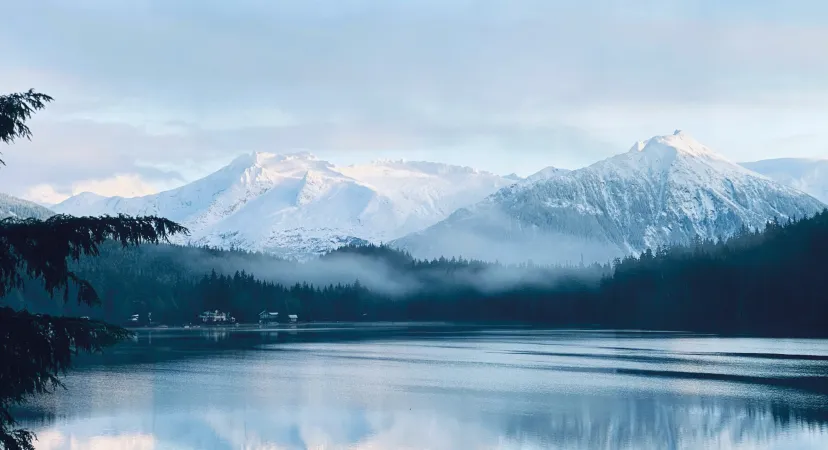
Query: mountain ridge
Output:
[[55, 152, 515, 258], [740, 157, 828, 203], [53, 136, 826, 262], [391, 132, 825, 264]]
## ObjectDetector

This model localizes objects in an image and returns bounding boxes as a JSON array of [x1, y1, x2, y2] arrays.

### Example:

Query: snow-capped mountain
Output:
[[55, 153, 515, 258], [741, 158, 828, 204], [392, 131, 826, 265], [0, 193, 54, 220]]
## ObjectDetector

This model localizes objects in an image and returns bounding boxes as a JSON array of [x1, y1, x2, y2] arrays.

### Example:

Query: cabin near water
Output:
[[259, 310, 280, 324], [258, 310, 299, 324]]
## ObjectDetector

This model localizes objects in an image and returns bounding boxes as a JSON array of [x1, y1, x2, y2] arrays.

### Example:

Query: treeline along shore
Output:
[[5, 210, 828, 337]]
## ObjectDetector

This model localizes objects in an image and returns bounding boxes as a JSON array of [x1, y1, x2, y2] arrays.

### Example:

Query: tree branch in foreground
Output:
[[0, 214, 188, 305]]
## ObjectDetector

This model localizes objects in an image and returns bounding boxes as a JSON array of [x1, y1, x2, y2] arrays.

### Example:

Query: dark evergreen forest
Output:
[[5, 210, 828, 336]]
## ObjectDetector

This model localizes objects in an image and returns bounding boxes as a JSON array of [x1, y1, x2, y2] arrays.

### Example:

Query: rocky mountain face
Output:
[[392, 131, 825, 264]]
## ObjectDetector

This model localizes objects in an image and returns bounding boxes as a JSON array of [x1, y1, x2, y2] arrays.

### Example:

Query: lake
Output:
[[19, 324, 828, 449]]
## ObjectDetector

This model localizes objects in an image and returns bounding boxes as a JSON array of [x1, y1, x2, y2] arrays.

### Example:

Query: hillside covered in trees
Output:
[[4, 210, 828, 336]]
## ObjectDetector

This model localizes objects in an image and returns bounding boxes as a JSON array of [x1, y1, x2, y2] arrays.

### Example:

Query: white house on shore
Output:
[[288, 314, 298, 323], [199, 310, 236, 325]]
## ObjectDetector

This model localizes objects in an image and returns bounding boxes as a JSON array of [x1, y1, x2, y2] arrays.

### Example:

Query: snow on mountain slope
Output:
[[0, 193, 54, 220], [741, 158, 828, 203], [525, 166, 571, 183], [498, 166, 570, 186], [392, 131, 826, 265], [55, 153, 514, 258]]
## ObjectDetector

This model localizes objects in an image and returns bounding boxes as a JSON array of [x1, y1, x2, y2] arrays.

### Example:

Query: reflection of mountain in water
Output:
[[18, 328, 828, 449], [496, 397, 828, 449], [23, 395, 828, 449]]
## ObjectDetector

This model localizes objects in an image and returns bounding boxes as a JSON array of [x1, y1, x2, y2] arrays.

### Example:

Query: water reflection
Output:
[[201, 328, 230, 343], [21, 328, 828, 449], [26, 399, 828, 449]]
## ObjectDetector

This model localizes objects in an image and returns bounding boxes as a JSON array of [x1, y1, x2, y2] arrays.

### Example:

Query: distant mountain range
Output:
[[45, 131, 827, 263], [741, 158, 828, 204], [393, 131, 825, 264], [54, 154, 514, 258]]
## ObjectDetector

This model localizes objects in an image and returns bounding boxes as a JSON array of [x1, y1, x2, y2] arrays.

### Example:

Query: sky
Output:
[[2, 0, 828, 204]]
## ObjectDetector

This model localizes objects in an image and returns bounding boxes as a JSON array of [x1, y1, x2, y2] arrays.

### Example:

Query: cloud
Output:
[[24, 174, 174, 205], [32, 430, 156, 450], [5, 1, 826, 109], [23, 185, 69, 206], [2, 1, 828, 197], [0, 118, 192, 198], [0, 114, 611, 198], [72, 174, 163, 198]]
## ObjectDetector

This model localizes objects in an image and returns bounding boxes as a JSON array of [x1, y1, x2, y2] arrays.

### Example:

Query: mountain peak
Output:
[[628, 131, 722, 159], [70, 191, 106, 200], [395, 130, 824, 265], [231, 151, 319, 168]]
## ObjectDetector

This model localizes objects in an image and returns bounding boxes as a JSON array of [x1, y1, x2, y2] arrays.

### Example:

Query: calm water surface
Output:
[[20, 324, 828, 449]]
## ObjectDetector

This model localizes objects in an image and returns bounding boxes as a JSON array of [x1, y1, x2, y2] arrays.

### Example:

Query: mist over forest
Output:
[[4, 210, 828, 337]]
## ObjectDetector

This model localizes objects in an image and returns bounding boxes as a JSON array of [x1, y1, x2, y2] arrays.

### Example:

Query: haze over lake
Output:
[[22, 325, 828, 450]]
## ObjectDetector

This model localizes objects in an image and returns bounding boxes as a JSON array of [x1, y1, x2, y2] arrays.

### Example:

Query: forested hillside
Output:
[[5, 210, 828, 336], [0, 193, 53, 220]]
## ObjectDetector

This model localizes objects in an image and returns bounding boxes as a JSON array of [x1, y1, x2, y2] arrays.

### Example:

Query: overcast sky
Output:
[[2, 0, 828, 204]]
